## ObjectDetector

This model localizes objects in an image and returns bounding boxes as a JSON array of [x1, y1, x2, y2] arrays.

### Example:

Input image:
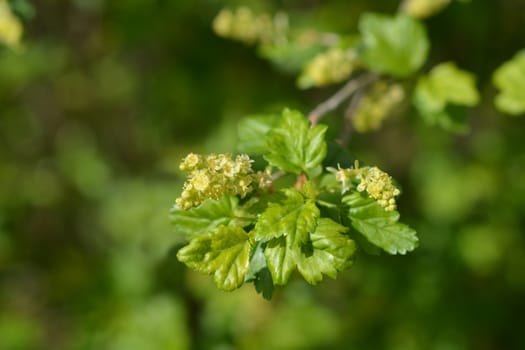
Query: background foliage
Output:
[[1, 0, 524, 349]]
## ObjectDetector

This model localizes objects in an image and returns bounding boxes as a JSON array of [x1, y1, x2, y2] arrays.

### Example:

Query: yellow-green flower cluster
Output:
[[212, 7, 274, 45], [402, 0, 451, 19], [331, 162, 400, 211], [0, 0, 23, 49], [176, 153, 267, 210], [356, 167, 400, 211], [353, 82, 405, 132], [298, 48, 358, 88]]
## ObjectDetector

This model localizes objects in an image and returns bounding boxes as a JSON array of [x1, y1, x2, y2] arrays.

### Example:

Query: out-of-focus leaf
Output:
[[296, 218, 355, 284], [419, 62, 479, 106], [237, 114, 280, 154], [254, 188, 318, 245], [177, 226, 251, 291], [359, 13, 429, 77], [264, 109, 327, 175], [343, 192, 418, 254], [171, 195, 253, 239], [493, 51, 525, 116], [414, 62, 479, 132], [359, 12, 429, 77], [8, 0, 35, 20]]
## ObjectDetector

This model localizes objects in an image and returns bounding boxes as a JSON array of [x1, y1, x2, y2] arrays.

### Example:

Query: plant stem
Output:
[[308, 73, 378, 126]]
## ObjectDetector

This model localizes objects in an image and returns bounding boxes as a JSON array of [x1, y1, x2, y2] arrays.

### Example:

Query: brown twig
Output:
[[308, 73, 378, 126]]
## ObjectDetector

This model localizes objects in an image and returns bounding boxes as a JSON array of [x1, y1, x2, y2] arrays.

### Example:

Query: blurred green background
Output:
[[1, 0, 524, 349]]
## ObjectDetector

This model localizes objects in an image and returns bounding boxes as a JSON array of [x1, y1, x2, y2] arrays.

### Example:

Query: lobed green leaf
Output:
[[343, 192, 418, 254], [359, 12, 429, 77], [170, 195, 253, 239], [176, 226, 251, 291], [245, 241, 274, 300], [492, 51, 525, 116], [264, 109, 327, 175], [264, 217, 356, 285], [264, 235, 300, 285], [296, 218, 356, 284], [237, 114, 280, 154], [413, 62, 479, 132], [254, 188, 318, 245]]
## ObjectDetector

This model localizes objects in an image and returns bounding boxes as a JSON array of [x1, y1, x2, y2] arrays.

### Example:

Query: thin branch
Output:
[[308, 73, 378, 126], [338, 91, 363, 147]]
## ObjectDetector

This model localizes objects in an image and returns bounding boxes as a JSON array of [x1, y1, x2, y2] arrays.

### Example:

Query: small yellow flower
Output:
[[235, 154, 253, 174], [332, 161, 400, 211], [222, 160, 236, 177], [335, 165, 351, 193], [191, 170, 210, 191], [180, 153, 201, 171], [357, 166, 400, 211], [175, 152, 269, 209], [206, 154, 221, 171]]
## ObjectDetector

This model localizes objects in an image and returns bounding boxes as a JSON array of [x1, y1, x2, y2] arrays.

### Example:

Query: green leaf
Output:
[[263, 235, 300, 285], [492, 51, 525, 115], [343, 192, 418, 254], [176, 226, 251, 291], [296, 218, 356, 284], [259, 189, 319, 285], [264, 109, 327, 175], [413, 62, 480, 132], [245, 241, 267, 281], [254, 188, 318, 245], [170, 195, 253, 239], [253, 267, 274, 300], [237, 114, 280, 154], [245, 241, 274, 300], [264, 217, 356, 285], [359, 13, 429, 77]]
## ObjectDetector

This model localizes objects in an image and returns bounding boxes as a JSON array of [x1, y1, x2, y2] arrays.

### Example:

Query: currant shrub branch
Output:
[[169, 0, 525, 300], [171, 109, 418, 299]]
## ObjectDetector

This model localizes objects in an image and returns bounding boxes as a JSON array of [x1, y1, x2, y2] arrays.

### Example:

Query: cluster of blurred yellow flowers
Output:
[[299, 48, 358, 88], [0, 0, 22, 49], [176, 153, 271, 210], [353, 82, 405, 132], [212, 7, 276, 45], [331, 162, 400, 211], [402, 0, 451, 19]]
